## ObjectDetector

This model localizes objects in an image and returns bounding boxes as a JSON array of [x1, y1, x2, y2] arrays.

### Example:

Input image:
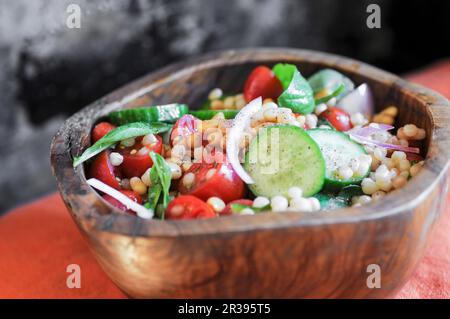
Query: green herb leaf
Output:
[[277, 66, 315, 114], [272, 63, 297, 90], [314, 83, 345, 105], [147, 152, 172, 219], [73, 122, 171, 167], [307, 69, 354, 98]]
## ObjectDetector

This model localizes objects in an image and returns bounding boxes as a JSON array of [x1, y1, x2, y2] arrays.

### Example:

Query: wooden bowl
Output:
[[50, 48, 450, 298]]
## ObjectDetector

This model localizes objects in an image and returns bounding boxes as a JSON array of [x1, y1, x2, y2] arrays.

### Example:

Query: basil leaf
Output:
[[277, 67, 315, 114], [308, 69, 354, 98], [73, 122, 171, 167], [147, 152, 172, 219], [272, 63, 297, 90], [314, 83, 346, 105]]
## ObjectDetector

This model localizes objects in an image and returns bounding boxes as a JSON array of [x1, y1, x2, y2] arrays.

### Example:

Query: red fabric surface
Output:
[[0, 61, 449, 299]]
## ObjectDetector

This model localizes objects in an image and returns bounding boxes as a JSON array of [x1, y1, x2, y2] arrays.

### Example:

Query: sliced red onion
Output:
[[337, 83, 374, 115], [226, 97, 262, 184], [350, 123, 394, 137], [349, 134, 420, 154], [87, 178, 154, 219]]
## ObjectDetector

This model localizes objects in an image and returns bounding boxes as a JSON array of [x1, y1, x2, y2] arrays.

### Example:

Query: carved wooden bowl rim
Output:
[[50, 48, 450, 238]]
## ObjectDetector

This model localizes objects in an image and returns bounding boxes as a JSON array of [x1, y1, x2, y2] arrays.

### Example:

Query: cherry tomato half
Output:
[[89, 151, 121, 189], [170, 114, 199, 145], [119, 135, 163, 178], [319, 107, 353, 131], [178, 157, 245, 203], [244, 66, 283, 102], [103, 190, 142, 214], [92, 122, 116, 143], [166, 195, 216, 220], [221, 199, 253, 216]]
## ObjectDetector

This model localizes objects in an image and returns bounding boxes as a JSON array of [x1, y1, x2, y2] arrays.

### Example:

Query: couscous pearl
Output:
[[372, 190, 386, 201], [208, 88, 223, 100], [351, 112, 367, 126], [206, 197, 225, 213], [373, 147, 387, 161], [399, 139, 409, 147], [109, 152, 123, 166], [410, 162, 423, 177], [142, 134, 157, 146], [241, 208, 255, 215], [170, 205, 184, 217], [305, 114, 318, 129], [290, 197, 312, 212], [171, 144, 186, 159], [206, 168, 217, 180], [271, 195, 289, 212], [378, 180, 393, 192], [375, 164, 389, 178], [392, 175, 407, 189], [358, 195, 372, 205], [130, 177, 147, 195], [314, 103, 327, 115], [398, 159, 411, 171], [355, 162, 369, 176], [288, 186, 303, 199], [415, 129, 426, 140], [121, 178, 131, 190], [296, 115, 306, 127], [141, 168, 152, 186], [391, 151, 406, 162], [235, 96, 246, 109], [362, 178, 378, 195], [263, 108, 278, 122], [403, 124, 418, 137], [338, 166, 353, 180], [182, 172, 195, 189], [121, 138, 135, 147], [168, 162, 182, 180], [137, 146, 149, 156], [309, 197, 321, 211], [253, 196, 270, 208], [400, 171, 410, 179], [262, 101, 278, 110], [224, 96, 235, 108]]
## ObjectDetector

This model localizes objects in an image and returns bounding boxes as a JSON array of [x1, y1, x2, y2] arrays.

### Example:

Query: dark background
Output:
[[0, 0, 449, 213]]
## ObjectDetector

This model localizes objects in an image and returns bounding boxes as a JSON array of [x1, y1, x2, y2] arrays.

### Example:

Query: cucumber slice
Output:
[[313, 192, 348, 210], [189, 109, 238, 120], [244, 125, 325, 197], [313, 185, 364, 210], [308, 129, 369, 190], [108, 104, 188, 125]]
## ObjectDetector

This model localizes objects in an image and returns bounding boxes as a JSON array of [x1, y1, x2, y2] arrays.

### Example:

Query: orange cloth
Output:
[[0, 61, 449, 299]]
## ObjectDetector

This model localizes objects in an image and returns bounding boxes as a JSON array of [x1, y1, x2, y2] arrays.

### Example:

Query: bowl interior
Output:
[[51, 48, 450, 237]]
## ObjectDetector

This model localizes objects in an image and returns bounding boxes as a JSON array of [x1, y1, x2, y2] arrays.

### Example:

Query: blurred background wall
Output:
[[0, 0, 449, 213]]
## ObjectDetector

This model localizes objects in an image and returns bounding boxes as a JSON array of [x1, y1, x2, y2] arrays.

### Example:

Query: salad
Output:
[[74, 63, 426, 220]]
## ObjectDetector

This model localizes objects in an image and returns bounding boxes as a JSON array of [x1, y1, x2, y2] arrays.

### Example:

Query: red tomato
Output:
[[89, 151, 121, 189], [119, 135, 163, 178], [103, 190, 142, 214], [178, 157, 245, 203], [319, 107, 353, 131], [170, 114, 199, 145], [166, 195, 216, 220], [244, 66, 283, 102], [221, 199, 253, 216], [92, 122, 116, 143]]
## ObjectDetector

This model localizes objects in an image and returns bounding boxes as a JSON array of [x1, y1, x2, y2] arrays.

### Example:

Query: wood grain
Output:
[[50, 48, 450, 298]]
